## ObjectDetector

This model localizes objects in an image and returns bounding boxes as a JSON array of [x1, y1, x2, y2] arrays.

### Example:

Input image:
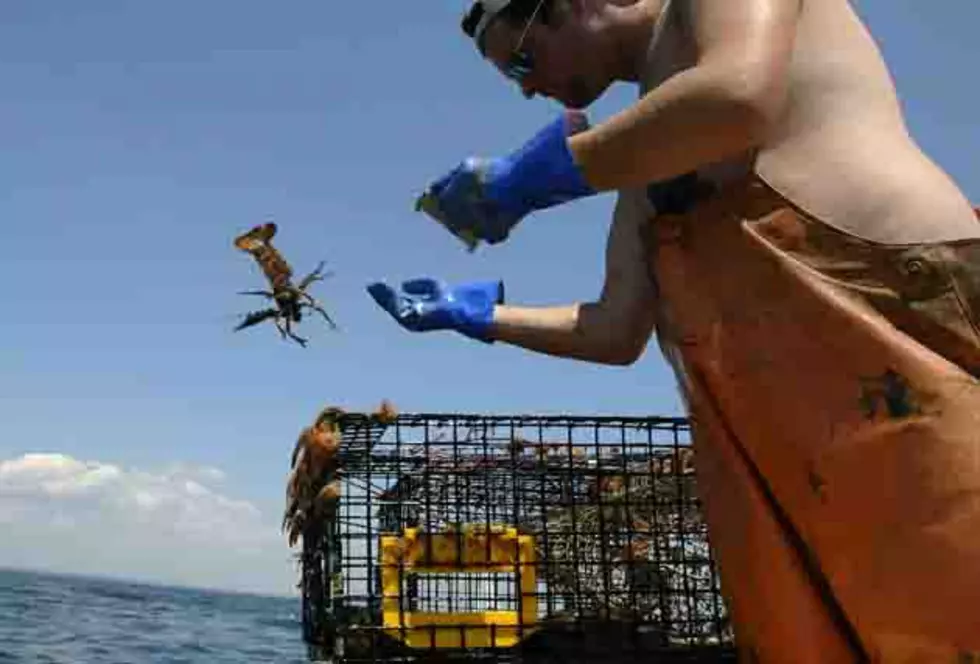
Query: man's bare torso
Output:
[[633, 0, 979, 244]]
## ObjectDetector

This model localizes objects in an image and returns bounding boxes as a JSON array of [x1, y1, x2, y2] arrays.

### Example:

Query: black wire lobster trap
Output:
[[296, 410, 738, 663]]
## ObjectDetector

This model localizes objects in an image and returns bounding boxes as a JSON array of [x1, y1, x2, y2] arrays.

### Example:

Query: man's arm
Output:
[[569, 0, 802, 191], [488, 195, 659, 365]]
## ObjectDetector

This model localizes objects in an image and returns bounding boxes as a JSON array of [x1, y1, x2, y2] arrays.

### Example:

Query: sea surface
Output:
[[0, 568, 314, 663]]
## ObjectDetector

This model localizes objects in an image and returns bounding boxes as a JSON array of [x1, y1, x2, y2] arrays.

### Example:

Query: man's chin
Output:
[[531, 83, 603, 110], [550, 94, 593, 111], [561, 82, 607, 110]]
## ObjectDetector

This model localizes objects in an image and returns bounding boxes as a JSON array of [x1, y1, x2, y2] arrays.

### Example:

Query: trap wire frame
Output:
[[298, 411, 738, 662]]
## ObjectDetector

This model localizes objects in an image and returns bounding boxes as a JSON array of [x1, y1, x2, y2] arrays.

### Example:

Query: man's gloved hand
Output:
[[366, 278, 504, 343], [416, 110, 596, 250]]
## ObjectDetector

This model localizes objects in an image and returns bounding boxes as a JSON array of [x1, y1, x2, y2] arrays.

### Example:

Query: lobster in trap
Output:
[[285, 405, 738, 663], [232, 221, 338, 347]]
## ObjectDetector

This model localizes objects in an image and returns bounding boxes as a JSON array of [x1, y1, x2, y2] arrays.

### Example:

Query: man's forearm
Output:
[[488, 302, 640, 365]]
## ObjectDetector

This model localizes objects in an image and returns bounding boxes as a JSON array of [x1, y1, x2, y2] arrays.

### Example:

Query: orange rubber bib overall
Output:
[[644, 174, 980, 663]]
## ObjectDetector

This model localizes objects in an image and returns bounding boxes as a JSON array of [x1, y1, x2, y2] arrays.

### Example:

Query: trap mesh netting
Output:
[[295, 410, 737, 662]]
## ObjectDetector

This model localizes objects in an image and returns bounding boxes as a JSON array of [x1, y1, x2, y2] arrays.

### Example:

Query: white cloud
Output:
[[0, 452, 299, 597]]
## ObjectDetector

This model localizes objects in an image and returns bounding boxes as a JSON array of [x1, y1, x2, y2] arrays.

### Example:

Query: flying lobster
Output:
[[232, 221, 338, 347]]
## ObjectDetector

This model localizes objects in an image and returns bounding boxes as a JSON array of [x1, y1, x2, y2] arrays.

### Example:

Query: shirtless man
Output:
[[367, 1, 980, 660]]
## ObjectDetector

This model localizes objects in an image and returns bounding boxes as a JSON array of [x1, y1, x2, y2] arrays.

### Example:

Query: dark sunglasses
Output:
[[503, 49, 534, 83]]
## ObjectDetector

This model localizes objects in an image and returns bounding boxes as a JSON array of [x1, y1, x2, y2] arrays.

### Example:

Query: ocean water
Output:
[[0, 568, 312, 663]]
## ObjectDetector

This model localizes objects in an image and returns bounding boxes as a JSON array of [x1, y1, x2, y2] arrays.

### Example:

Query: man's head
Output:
[[461, 0, 624, 108]]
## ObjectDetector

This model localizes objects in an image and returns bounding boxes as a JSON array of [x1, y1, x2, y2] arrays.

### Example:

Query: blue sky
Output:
[[0, 1, 977, 596]]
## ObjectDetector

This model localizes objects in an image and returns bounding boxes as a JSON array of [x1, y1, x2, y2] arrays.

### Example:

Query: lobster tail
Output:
[[234, 222, 278, 252]]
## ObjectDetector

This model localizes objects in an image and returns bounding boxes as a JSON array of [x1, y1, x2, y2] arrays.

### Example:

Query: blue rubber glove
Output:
[[366, 278, 504, 343], [416, 110, 595, 249]]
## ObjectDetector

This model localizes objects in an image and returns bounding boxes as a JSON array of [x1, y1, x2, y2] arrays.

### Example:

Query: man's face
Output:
[[479, 7, 609, 109]]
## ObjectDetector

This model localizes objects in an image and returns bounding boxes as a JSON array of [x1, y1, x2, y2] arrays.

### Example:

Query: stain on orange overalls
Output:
[[644, 174, 980, 663]]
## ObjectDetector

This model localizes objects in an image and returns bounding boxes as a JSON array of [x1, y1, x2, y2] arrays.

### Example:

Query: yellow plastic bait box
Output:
[[379, 524, 537, 649]]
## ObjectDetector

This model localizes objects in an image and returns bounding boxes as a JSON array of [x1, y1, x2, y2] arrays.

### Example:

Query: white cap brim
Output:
[[472, 0, 514, 49]]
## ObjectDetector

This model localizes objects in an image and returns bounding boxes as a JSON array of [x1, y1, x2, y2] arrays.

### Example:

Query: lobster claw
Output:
[[234, 307, 279, 331]]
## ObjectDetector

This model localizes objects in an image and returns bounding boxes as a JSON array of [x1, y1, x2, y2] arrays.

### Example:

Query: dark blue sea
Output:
[[0, 568, 314, 663]]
